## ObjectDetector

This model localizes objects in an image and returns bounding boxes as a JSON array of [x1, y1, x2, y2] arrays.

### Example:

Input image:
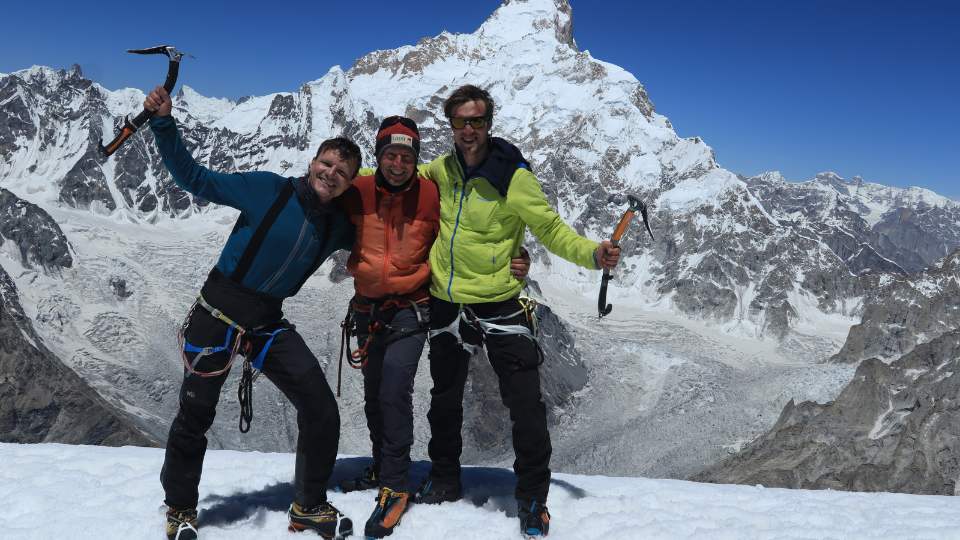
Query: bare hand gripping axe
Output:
[[598, 194, 654, 318], [100, 45, 189, 157]]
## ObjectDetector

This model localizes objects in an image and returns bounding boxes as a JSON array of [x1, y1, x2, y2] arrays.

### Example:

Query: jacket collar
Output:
[[455, 137, 530, 197], [375, 168, 416, 193]]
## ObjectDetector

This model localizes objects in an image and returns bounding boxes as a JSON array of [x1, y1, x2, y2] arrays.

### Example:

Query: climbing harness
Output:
[[336, 292, 430, 396], [429, 295, 544, 364], [177, 295, 289, 433]]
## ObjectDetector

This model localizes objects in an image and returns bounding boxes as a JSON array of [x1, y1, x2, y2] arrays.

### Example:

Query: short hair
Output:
[[315, 137, 362, 177], [443, 84, 495, 120]]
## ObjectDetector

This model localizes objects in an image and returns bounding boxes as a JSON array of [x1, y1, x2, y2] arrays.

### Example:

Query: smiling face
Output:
[[450, 99, 491, 167], [308, 149, 357, 203], [378, 146, 417, 186]]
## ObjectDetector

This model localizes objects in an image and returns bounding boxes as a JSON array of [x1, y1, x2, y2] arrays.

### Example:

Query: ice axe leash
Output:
[[99, 45, 191, 157], [598, 194, 654, 318]]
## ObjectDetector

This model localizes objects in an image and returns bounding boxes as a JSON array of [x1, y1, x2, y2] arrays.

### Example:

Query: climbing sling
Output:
[[429, 295, 543, 364], [177, 296, 290, 433], [336, 291, 431, 397]]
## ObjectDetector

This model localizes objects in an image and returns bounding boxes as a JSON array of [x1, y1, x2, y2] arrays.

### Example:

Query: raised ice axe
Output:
[[598, 193, 654, 318], [100, 45, 190, 157]]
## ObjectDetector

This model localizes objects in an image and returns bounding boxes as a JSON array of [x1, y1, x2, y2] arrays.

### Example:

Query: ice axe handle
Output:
[[597, 237, 621, 318], [611, 210, 636, 243], [100, 53, 181, 157], [598, 209, 635, 318]]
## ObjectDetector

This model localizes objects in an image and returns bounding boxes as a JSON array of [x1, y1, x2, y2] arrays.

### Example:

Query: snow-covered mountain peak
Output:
[[12, 64, 83, 86], [478, 0, 576, 49], [174, 85, 234, 125], [754, 171, 786, 183]]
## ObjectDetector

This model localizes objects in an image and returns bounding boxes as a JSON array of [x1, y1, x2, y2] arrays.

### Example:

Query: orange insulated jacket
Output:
[[340, 173, 440, 299]]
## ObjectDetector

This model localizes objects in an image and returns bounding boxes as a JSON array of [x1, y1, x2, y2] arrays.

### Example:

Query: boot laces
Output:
[[297, 501, 342, 518], [167, 508, 198, 525]]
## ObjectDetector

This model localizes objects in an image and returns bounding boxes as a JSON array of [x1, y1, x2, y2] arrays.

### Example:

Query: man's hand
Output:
[[510, 246, 531, 279], [144, 86, 173, 117], [595, 241, 621, 270]]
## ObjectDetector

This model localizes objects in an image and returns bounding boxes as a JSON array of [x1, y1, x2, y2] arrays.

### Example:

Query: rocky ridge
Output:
[[694, 328, 960, 494], [694, 249, 960, 494]]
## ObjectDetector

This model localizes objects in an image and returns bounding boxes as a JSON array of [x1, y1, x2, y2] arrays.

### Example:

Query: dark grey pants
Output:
[[354, 306, 425, 491], [161, 307, 340, 509]]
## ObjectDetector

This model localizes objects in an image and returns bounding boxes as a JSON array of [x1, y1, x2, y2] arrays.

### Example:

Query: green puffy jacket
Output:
[[420, 138, 599, 304]]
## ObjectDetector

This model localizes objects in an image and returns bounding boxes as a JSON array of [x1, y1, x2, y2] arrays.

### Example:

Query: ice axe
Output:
[[100, 45, 190, 157], [598, 193, 654, 318]]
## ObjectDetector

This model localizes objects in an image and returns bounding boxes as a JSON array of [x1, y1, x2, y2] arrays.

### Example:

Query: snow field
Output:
[[3, 443, 960, 539]]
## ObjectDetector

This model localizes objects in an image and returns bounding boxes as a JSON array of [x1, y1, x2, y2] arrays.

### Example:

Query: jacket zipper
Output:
[[383, 193, 393, 287], [261, 217, 310, 293], [446, 157, 468, 302]]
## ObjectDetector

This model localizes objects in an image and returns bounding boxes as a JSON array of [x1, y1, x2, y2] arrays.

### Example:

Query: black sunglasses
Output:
[[449, 116, 489, 129], [381, 115, 419, 131]]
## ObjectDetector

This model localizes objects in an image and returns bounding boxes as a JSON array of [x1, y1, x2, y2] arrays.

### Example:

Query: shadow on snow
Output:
[[198, 456, 586, 527]]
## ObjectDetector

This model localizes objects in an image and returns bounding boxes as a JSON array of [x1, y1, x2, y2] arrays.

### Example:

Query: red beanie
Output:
[[375, 116, 421, 162]]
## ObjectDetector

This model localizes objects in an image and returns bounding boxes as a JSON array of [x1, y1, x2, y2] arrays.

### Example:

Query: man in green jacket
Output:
[[414, 84, 620, 538]]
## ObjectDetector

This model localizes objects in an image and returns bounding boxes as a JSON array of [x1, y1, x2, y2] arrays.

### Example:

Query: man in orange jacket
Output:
[[337, 116, 529, 538]]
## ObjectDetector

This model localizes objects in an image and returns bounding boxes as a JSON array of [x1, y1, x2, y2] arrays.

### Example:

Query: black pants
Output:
[[354, 305, 425, 492], [426, 295, 551, 505], [161, 306, 340, 509]]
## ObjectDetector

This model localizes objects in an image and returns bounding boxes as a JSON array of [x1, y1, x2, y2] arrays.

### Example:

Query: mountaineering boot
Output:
[[412, 476, 461, 505], [288, 501, 353, 539], [518, 500, 550, 538], [364, 487, 410, 538], [165, 507, 198, 540], [338, 465, 379, 493]]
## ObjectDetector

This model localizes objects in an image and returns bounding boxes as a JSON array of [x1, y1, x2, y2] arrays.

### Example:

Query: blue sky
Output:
[[2, 0, 957, 199]]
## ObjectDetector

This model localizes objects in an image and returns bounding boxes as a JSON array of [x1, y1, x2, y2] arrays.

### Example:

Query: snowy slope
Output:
[[3, 442, 960, 539]]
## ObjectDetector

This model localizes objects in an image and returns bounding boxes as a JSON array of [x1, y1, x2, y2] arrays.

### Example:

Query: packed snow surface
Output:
[[3, 443, 960, 540]]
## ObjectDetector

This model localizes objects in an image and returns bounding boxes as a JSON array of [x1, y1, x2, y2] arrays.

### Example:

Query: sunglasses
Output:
[[382, 115, 418, 131], [449, 116, 489, 129]]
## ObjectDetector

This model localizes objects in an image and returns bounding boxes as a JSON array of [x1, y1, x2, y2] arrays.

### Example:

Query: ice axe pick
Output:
[[100, 45, 191, 157]]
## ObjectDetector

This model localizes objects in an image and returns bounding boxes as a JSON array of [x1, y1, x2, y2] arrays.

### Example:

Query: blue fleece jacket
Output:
[[149, 115, 354, 299]]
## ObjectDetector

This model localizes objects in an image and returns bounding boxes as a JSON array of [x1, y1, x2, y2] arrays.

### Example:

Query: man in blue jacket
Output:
[[144, 86, 355, 540]]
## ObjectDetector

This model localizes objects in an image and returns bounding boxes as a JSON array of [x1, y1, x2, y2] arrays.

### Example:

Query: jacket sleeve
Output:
[[505, 169, 599, 270], [334, 220, 357, 252], [417, 157, 444, 188], [149, 115, 266, 211]]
